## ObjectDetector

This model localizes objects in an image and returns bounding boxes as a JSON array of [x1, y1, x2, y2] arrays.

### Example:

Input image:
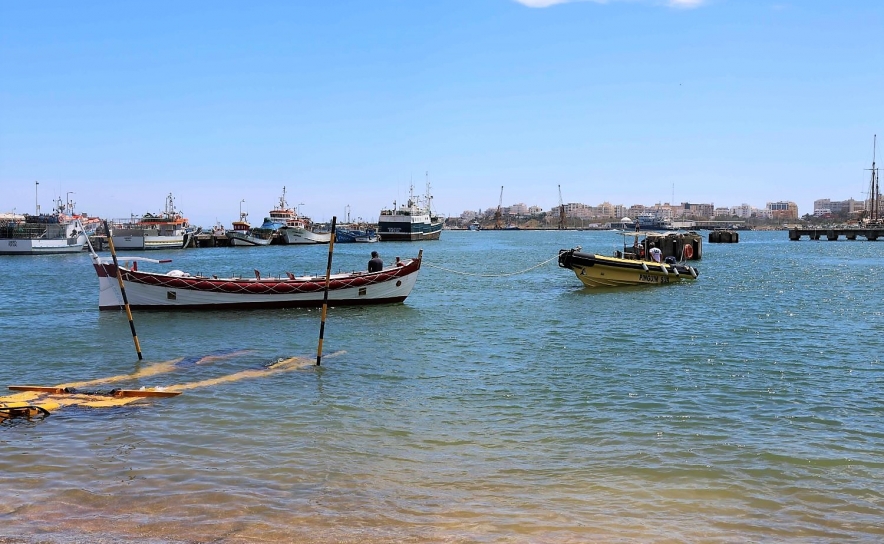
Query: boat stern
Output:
[[92, 257, 124, 309]]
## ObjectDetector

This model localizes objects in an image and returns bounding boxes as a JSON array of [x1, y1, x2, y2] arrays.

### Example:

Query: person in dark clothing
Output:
[[368, 251, 383, 272]]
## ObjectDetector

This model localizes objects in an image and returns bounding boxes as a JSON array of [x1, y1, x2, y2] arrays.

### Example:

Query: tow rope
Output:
[[422, 254, 559, 277]]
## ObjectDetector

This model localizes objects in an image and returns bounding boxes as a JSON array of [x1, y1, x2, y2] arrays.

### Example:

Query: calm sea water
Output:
[[1, 230, 883, 543]]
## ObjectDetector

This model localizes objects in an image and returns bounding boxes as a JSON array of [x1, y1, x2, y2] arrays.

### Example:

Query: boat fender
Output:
[[641, 263, 648, 271], [689, 267, 697, 279], [659, 264, 668, 275], [672, 266, 679, 276]]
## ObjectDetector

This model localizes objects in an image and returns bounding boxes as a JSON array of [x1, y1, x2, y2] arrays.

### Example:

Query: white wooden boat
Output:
[[91, 250, 423, 310]]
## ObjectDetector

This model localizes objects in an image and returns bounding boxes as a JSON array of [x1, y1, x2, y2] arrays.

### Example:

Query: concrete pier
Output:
[[195, 233, 231, 247], [789, 228, 882, 241], [709, 230, 739, 243]]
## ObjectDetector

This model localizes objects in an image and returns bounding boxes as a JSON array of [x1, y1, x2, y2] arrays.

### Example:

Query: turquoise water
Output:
[[1, 230, 883, 543]]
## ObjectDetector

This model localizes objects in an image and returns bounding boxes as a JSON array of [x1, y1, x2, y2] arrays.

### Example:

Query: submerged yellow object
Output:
[[0, 387, 180, 421], [8, 386, 181, 398], [1, 350, 342, 423], [0, 402, 52, 421]]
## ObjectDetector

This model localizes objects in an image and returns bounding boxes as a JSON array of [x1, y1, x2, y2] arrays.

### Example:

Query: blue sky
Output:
[[1, 0, 882, 226]]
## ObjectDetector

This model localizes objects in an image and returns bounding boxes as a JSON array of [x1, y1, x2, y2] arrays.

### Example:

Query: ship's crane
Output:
[[494, 185, 503, 230], [558, 184, 565, 230]]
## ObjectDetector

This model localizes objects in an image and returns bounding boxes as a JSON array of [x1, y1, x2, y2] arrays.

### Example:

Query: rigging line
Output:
[[422, 254, 559, 278]]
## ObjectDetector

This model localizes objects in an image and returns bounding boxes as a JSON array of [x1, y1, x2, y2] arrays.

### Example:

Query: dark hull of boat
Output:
[[378, 222, 443, 241]]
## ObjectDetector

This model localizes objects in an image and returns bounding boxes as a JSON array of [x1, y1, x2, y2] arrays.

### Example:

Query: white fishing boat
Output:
[[90, 250, 423, 310], [0, 198, 87, 255], [278, 220, 331, 244], [110, 193, 195, 250], [226, 209, 272, 247], [266, 187, 296, 231], [264, 187, 330, 244]]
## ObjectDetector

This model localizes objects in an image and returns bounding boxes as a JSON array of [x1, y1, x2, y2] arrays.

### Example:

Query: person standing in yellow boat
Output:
[[649, 243, 662, 263]]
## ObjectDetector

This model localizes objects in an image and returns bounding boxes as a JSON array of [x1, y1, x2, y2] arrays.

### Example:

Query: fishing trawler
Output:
[[110, 193, 195, 250], [278, 219, 331, 244], [0, 197, 87, 255], [226, 210, 273, 246], [266, 187, 331, 244], [377, 175, 443, 241]]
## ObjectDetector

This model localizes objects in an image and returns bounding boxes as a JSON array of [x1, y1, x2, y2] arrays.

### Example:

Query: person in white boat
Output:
[[648, 243, 662, 263], [368, 251, 383, 272]]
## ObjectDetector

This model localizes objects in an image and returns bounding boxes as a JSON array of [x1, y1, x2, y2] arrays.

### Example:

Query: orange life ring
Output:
[[683, 244, 694, 259]]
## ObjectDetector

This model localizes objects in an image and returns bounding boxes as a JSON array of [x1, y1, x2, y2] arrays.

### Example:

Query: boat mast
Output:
[[425, 171, 433, 216], [869, 135, 879, 223], [165, 193, 176, 218]]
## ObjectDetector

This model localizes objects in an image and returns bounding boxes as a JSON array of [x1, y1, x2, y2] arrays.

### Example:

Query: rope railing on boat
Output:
[[422, 254, 559, 277]]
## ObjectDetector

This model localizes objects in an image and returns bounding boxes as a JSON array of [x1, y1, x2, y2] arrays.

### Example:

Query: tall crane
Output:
[[558, 184, 566, 230], [494, 185, 503, 230]]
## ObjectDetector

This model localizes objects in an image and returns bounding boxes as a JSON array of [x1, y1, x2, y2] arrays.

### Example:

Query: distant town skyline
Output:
[[0, 178, 874, 227], [2, 1, 882, 227]]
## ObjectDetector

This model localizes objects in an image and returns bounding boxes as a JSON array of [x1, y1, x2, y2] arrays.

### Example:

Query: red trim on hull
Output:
[[94, 258, 420, 294], [94, 255, 422, 310], [98, 296, 409, 311]]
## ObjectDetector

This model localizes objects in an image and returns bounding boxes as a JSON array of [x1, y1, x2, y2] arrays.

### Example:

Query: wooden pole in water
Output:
[[316, 216, 337, 366], [103, 220, 143, 360]]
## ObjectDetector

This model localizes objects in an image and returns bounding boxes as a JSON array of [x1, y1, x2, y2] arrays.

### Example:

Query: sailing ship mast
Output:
[[869, 135, 879, 223]]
